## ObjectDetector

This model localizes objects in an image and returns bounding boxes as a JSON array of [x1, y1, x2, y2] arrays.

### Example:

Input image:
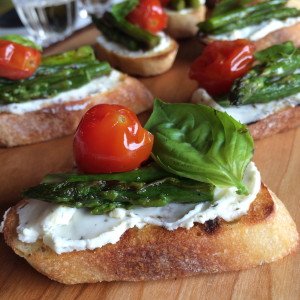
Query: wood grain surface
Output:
[[0, 25, 299, 300]]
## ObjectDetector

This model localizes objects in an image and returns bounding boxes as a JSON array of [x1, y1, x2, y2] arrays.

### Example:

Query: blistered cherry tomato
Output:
[[189, 39, 255, 96], [160, 0, 171, 6], [127, 0, 167, 34], [0, 40, 41, 80], [73, 104, 154, 174]]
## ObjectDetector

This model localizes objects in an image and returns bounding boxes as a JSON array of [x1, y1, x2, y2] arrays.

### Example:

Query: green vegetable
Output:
[[144, 99, 253, 195], [92, 0, 160, 50], [43, 163, 173, 183], [212, 0, 263, 17], [111, 0, 139, 21], [0, 46, 112, 104], [229, 42, 300, 105], [41, 46, 95, 65], [198, 0, 299, 35], [22, 176, 215, 215], [0, 34, 42, 51], [169, 0, 186, 11]]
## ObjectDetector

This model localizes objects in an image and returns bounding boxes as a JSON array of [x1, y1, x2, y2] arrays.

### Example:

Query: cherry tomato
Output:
[[73, 104, 154, 174], [0, 40, 41, 80], [189, 39, 255, 96], [127, 0, 167, 34]]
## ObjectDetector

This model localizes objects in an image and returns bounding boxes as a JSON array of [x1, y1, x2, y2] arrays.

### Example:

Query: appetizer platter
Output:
[[0, 1, 299, 299]]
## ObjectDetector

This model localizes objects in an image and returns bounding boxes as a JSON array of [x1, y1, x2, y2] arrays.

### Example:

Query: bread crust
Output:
[[2, 184, 298, 284], [165, 6, 206, 39], [200, 22, 300, 51], [248, 106, 300, 140], [95, 37, 179, 77], [0, 73, 153, 147]]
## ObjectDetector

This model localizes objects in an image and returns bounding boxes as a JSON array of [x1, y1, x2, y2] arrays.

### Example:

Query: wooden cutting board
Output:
[[0, 25, 299, 300]]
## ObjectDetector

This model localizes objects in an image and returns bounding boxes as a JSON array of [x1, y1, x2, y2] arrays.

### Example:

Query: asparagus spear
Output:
[[169, 0, 186, 11], [211, 7, 300, 35], [44, 163, 172, 183], [102, 12, 160, 49], [198, 0, 288, 33], [0, 62, 111, 103], [22, 177, 215, 215], [230, 74, 300, 105], [92, 16, 142, 51]]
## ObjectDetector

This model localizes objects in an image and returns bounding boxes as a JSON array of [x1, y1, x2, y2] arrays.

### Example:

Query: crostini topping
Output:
[[0, 46, 111, 104], [0, 36, 41, 80], [189, 39, 255, 96], [127, 0, 167, 33], [73, 104, 154, 174], [23, 100, 254, 213], [17, 161, 260, 253], [198, 0, 300, 36]]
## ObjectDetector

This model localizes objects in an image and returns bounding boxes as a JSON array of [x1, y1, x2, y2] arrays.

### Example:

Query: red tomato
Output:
[[127, 0, 167, 34], [189, 39, 255, 96], [73, 104, 154, 174], [0, 40, 41, 80]]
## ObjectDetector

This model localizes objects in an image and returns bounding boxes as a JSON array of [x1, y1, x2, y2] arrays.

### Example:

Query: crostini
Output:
[[190, 40, 300, 139], [198, 0, 300, 51], [162, 0, 206, 39], [93, 0, 179, 76], [0, 36, 153, 147], [1, 100, 298, 284]]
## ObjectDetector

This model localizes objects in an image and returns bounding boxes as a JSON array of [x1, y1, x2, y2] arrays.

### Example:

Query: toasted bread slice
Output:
[[1, 184, 298, 284], [0, 72, 153, 147], [95, 35, 179, 77], [165, 6, 206, 39], [201, 22, 300, 51]]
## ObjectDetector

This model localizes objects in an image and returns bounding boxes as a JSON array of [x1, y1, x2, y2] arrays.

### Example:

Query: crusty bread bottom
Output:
[[0, 74, 153, 147], [2, 184, 298, 284], [248, 106, 300, 140]]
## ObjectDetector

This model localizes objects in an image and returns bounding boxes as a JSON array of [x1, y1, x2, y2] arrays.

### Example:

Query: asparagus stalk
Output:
[[211, 7, 300, 35], [198, 0, 288, 33], [169, 0, 186, 11], [230, 74, 300, 105], [22, 177, 215, 215], [0, 62, 111, 103], [44, 163, 172, 183]]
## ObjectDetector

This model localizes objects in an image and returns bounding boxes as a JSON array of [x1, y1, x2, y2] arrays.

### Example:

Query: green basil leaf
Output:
[[144, 99, 254, 195], [254, 41, 297, 63], [0, 34, 42, 51], [111, 0, 139, 21]]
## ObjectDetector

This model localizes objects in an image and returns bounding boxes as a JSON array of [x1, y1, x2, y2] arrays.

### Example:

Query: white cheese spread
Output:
[[191, 88, 300, 124], [14, 162, 260, 254], [96, 32, 172, 58], [0, 70, 122, 114], [210, 16, 300, 41]]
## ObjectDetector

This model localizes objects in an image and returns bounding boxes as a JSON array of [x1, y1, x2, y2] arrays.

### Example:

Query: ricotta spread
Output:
[[0, 70, 122, 114], [210, 16, 300, 41], [15, 162, 260, 254], [191, 88, 300, 124], [96, 32, 172, 58]]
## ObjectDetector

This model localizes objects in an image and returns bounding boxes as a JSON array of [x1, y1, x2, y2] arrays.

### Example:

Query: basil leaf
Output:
[[254, 41, 297, 63], [212, 0, 253, 17], [0, 34, 42, 51], [111, 0, 139, 21], [144, 100, 254, 195]]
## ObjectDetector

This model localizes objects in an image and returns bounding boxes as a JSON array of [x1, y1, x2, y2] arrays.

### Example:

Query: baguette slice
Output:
[[0, 72, 153, 147], [191, 90, 300, 140], [1, 183, 298, 284], [201, 22, 300, 51], [95, 35, 179, 77], [164, 6, 206, 39]]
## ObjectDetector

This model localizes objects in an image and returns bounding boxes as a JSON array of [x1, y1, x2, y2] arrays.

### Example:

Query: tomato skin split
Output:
[[74, 104, 154, 174], [189, 39, 255, 96], [0, 40, 41, 80]]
